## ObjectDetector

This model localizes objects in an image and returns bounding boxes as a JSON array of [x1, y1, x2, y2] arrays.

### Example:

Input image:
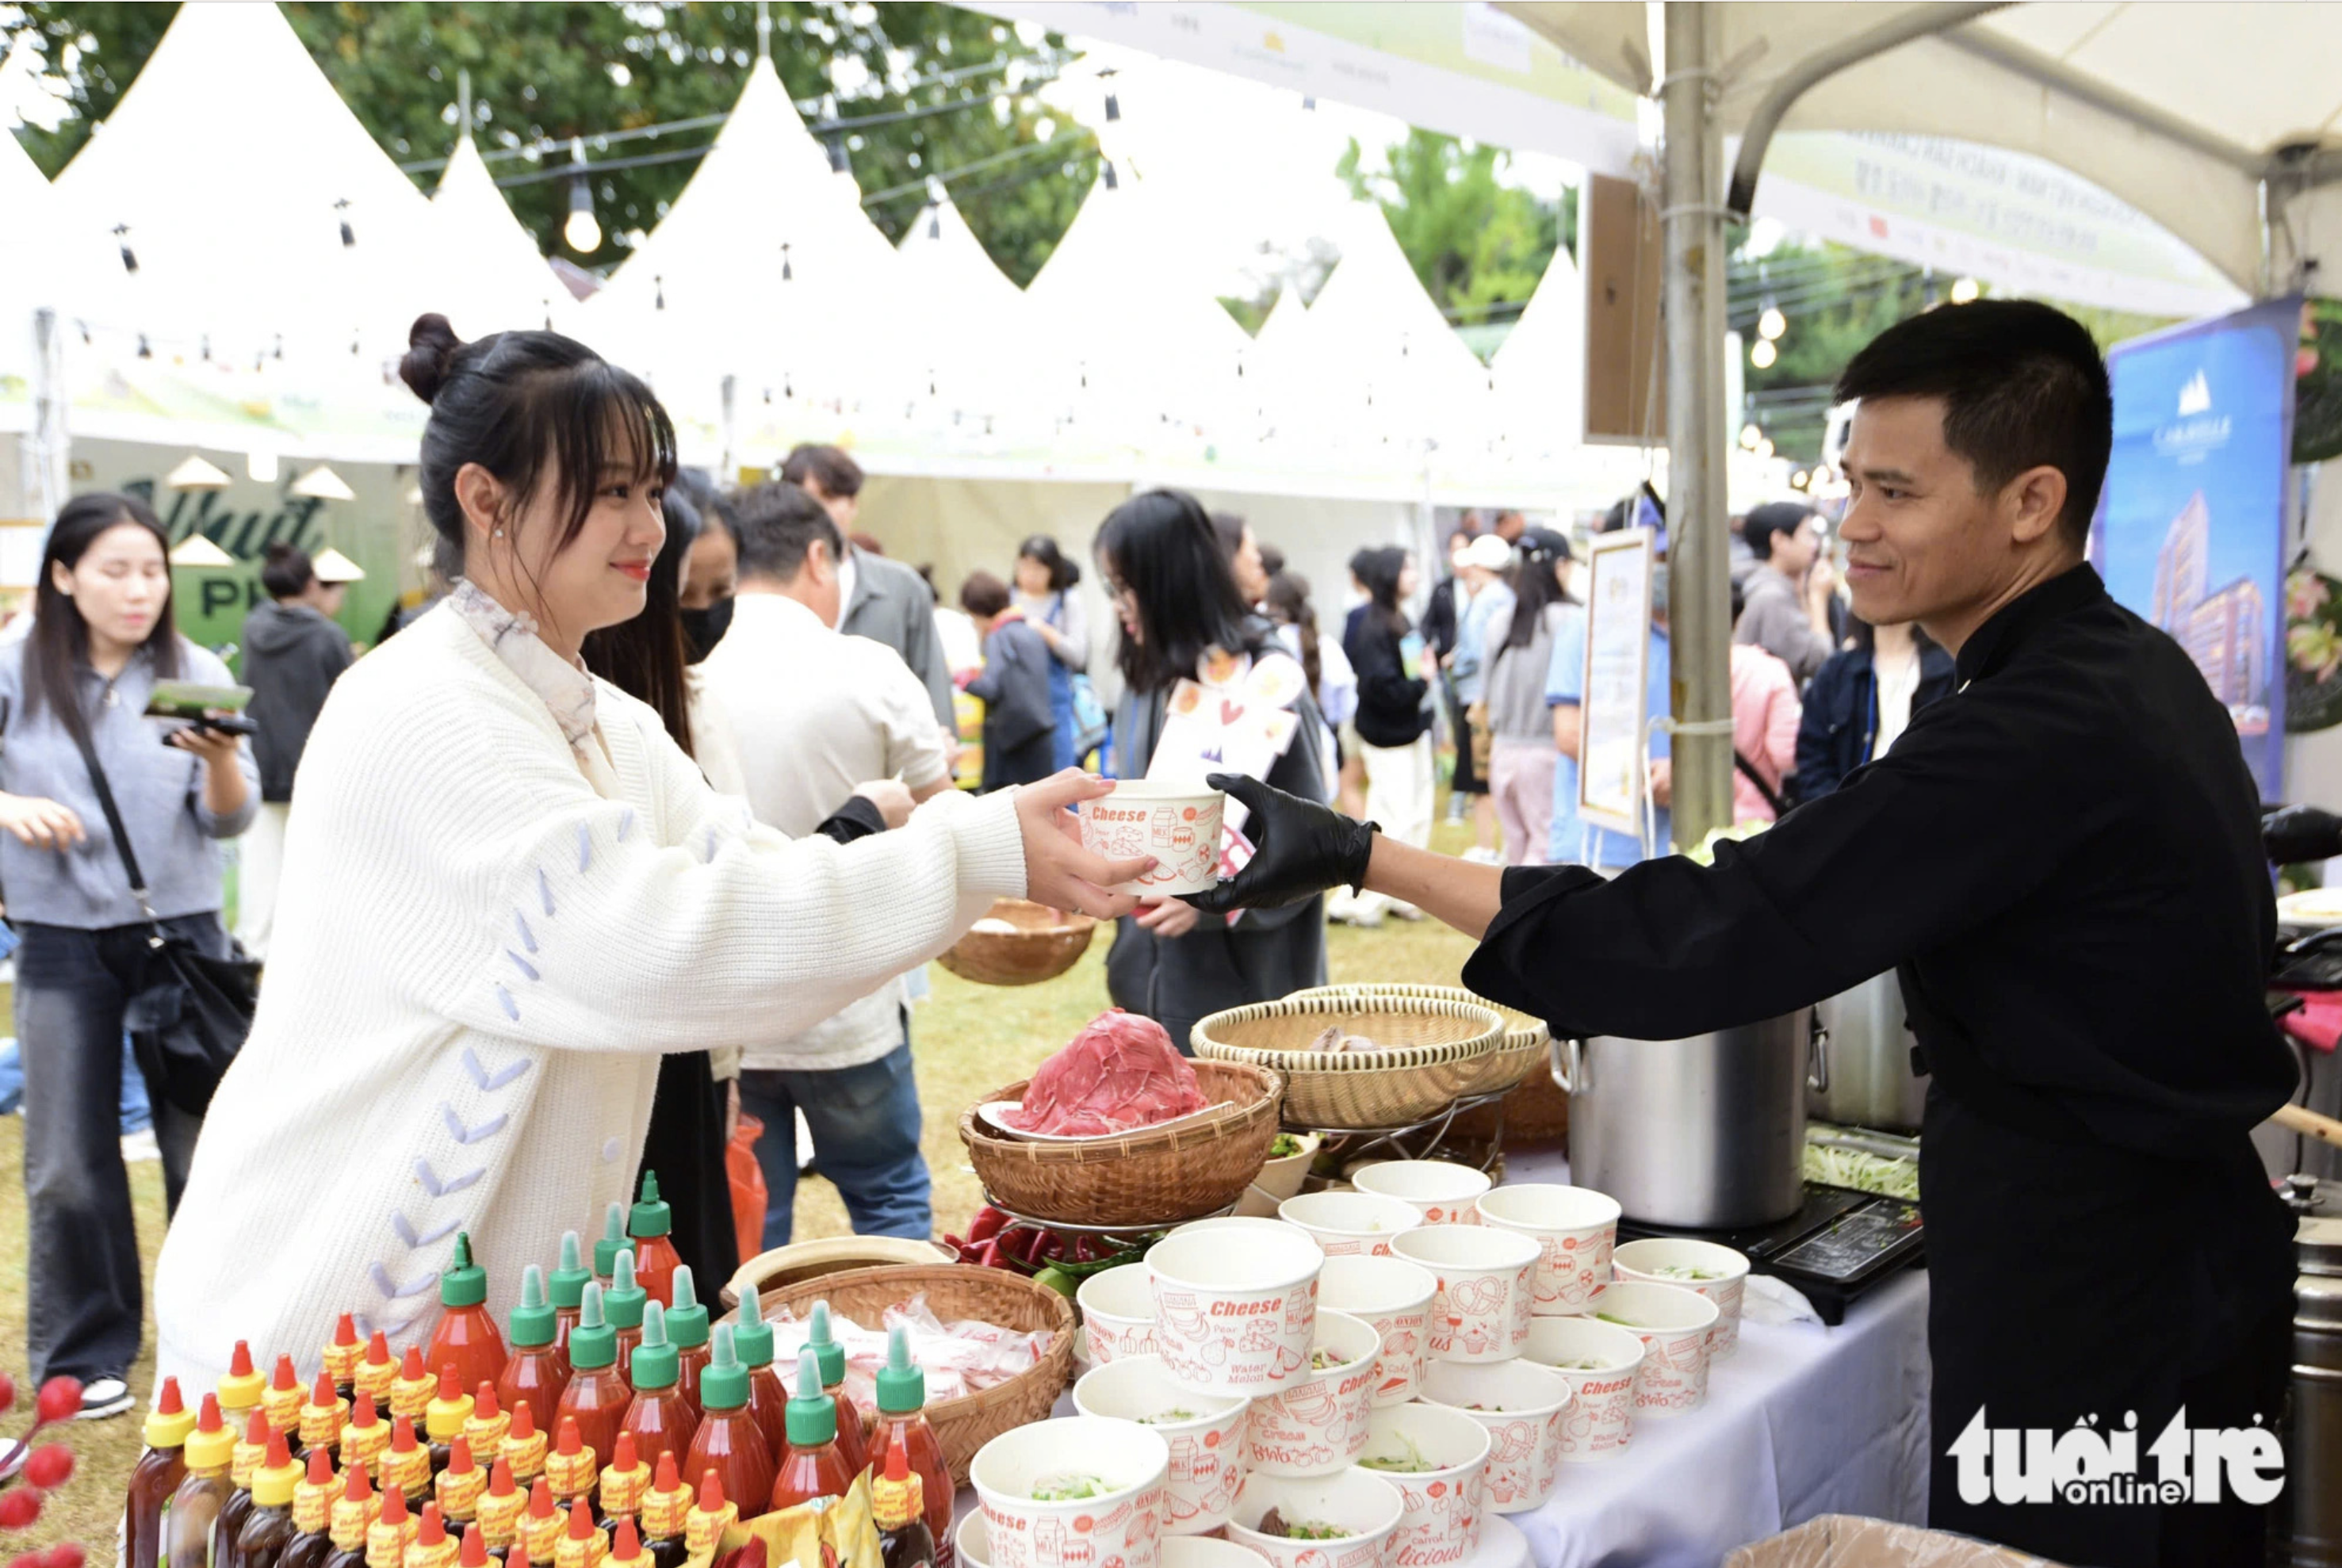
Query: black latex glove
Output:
[[1182, 773, 1378, 913], [2263, 803, 2342, 866]]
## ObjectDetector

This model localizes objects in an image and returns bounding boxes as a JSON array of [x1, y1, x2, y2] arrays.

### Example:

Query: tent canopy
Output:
[[428, 136, 572, 342]]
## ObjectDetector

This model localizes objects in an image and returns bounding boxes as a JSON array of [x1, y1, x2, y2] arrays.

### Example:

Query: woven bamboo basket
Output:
[[1192, 995, 1502, 1131], [958, 1059, 1286, 1226], [1477, 1069, 1571, 1145], [1290, 984, 1549, 1100], [748, 1264, 1075, 1487], [937, 899, 1097, 986]]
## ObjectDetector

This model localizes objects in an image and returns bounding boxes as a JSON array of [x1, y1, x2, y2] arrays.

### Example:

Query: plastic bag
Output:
[[728, 1112, 769, 1266]]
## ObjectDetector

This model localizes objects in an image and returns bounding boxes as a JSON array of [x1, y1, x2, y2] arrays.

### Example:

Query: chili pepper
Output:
[[974, 1237, 1003, 1270], [967, 1207, 1009, 1245]]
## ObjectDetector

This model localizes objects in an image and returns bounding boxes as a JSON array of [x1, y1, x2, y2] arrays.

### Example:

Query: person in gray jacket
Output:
[[960, 572, 1059, 791], [781, 442, 955, 730], [238, 543, 356, 957], [1734, 500, 1842, 684], [1, 493, 257, 1417]]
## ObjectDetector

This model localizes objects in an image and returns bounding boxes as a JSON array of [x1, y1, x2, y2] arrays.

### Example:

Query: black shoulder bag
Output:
[[68, 720, 259, 1115]]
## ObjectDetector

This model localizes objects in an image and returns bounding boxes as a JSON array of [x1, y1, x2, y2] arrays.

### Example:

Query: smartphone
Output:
[[145, 680, 258, 737]]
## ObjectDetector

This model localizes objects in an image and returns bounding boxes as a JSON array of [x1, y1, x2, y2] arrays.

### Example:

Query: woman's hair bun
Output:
[[262, 541, 298, 564], [399, 312, 465, 405]]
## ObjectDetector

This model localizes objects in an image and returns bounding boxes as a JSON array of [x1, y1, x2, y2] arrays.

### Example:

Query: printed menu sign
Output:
[[1577, 527, 1655, 840]]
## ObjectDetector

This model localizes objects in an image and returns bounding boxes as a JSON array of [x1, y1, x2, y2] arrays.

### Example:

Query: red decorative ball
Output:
[[32, 1379, 80, 1426], [42, 1543, 86, 1568], [0, 1373, 15, 1415], [0, 1487, 41, 1530], [22, 1446, 71, 1491], [10, 1552, 44, 1568]]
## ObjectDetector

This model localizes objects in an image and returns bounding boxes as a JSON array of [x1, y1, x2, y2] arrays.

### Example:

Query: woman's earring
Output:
[[492, 528, 505, 539]]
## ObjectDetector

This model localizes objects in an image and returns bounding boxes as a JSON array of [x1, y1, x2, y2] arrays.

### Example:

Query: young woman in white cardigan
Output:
[[151, 316, 1150, 1392]]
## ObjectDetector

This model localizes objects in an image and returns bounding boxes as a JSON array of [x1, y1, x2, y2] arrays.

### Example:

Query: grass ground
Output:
[[0, 813, 1483, 1551]]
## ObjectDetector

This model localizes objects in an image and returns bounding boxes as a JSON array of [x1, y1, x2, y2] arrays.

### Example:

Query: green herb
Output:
[[1309, 1348, 1349, 1371], [1546, 1360, 1608, 1371], [1257, 1511, 1349, 1541], [1137, 1409, 1198, 1426], [1648, 1264, 1723, 1282], [1357, 1433, 1433, 1474], [1803, 1142, 1921, 1200], [1270, 1134, 1306, 1160], [1031, 1474, 1110, 1501], [1594, 1313, 1640, 1328]]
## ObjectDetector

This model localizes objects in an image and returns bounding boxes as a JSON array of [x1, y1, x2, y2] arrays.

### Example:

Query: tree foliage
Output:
[[1337, 128, 1572, 330], [5, 2, 1093, 285]]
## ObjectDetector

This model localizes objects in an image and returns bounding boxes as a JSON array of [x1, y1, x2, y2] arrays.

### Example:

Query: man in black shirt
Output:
[[1190, 300, 2296, 1566]]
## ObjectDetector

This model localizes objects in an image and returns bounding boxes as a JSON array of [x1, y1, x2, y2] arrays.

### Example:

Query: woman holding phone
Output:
[[0, 492, 255, 1419]]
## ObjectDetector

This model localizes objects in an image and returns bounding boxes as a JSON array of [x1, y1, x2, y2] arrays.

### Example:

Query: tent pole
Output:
[[1661, 2, 1731, 850]]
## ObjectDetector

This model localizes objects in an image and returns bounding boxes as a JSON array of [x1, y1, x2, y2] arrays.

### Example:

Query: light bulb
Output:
[[1739, 423, 1762, 449], [1949, 276, 1980, 304], [1750, 338, 1778, 369], [1757, 307, 1786, 342], [1755, 438, 1774, 460], [564, 207, 601, 254]]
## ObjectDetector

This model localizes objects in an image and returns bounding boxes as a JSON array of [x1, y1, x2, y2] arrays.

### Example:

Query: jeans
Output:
[[0, 1038, 147, 1130], [737, 1031, 930, 1250], [17, 916, 220, 1383]]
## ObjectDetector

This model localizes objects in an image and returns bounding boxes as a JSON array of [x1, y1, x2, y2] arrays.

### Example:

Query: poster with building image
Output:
[[2092, 297, 2298, 800]]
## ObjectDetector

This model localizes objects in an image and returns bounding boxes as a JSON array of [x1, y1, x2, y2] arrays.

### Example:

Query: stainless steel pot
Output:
[[2276, 1177, 2342, 1568], [1808, 970, 1929, 1133], [1551, 1008, 1825, 1229]]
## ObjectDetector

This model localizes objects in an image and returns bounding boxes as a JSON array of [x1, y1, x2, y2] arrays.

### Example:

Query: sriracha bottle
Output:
[[549, 1235, 592, 1360], [730, 1286, 790, 1467], [499, 1265, 572, 1419], [591, 1205, 627, 1287], [616, 1302, 698, 1477], [662, 1268, 710, 1421], [124, 1375, 197, 1568], [603, 1255, 647, 1381], [555, 1283, 631, 1472], [873, 1326, 952, 1568], [626, 1172, 681, 1310], [681, 1325, 773, 1523], [429, 1233, 510, 1398], [768, 1348, 854, 1513], [804, 1303, 867, 1482]]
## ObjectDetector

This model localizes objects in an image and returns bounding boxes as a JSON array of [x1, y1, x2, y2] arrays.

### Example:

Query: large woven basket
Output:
[[748, 1264, 1075, 1486], [1291, 984, 1549, 1100], [937, 898, 1097, 987], [1192, 995, 1502, 1131], [958, 1059, 1285, 1226]]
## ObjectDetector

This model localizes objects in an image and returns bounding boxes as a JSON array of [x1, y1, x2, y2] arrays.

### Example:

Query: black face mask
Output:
[[679, 597, 735, 664]]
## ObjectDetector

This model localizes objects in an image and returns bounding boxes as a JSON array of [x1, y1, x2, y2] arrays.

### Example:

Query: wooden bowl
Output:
[[938, 898, 1097, 986]]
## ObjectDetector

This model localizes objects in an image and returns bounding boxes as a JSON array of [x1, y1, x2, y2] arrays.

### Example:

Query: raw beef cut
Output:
[[1005, 1010, 1209, 1136]]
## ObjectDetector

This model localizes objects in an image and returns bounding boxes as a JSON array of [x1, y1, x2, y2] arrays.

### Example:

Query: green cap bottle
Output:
[[603, 1251, 647, 1332], [628, 1171, 672, 1240], [442, 1232, 488, 1309], [784, 1347, 836, 1449], [510, 1264, 557, 1348], [568, 1282, 618, 1372], [874, 1324, 925, 1417], [698, 1325, 748, 1413], [665, 1267, 709, 1351], [808, 1302, 846, 1390], [731, 1284, 775, 1371], [630, 1302, 679, 1390], [549, 1231, 591, 1312], [593, 1203, 627, 1281]]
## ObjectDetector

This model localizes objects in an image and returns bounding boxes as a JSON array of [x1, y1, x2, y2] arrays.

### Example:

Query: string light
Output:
[[1750, 338, 1778, 369], [562, 138, 601, 252], [1757, 305, 1785, 341], [1949, 276, 1981, 304]]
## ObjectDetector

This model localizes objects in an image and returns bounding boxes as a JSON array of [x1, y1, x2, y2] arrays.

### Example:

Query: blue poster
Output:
[[2092, 296, 2298, 801]]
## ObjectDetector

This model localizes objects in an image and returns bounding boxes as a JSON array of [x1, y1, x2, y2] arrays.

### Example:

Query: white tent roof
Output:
[[428, 136, 571, 342], [892, 193, 1055, 420], [1498, 2, 2342, 293], [1490, 240, 1583, 449]]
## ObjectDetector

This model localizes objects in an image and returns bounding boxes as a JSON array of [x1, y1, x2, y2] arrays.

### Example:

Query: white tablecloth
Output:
[[1501, 1152, 1932, 1568]]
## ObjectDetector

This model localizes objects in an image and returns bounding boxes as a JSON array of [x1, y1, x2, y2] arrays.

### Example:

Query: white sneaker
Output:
[[75, 1376, 135, 1421], [120, 1128, 160, 1164]]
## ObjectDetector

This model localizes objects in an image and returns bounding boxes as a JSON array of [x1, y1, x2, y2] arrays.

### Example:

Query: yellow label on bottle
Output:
[[596, 1462, 649, 1521], [476, 1489, 525, 1551], [464, 1412, 511, 1460], [355, 1360, 398, 1408], [521, 1509, 567, 1566], [300, 1398, 350, 1454], [501, 1429, 548, 1485], [343, 1421, 392, 1483], [330, 1493, 378, 1554], [638, 1485, 691, 1543], [436, 1463, 488, 1524], [683, 1502, 738, 1560], [325, 1340, 364, 1387], [365, 1513, 407, 1568], [232, 1440, 268, 1490], [265, 1383, 306, 1437], [383, 1443, 432, 1505], [406, 1536, 461, 1568], [545, 1444, 598, 1503], [293, 1480, 335, 1538], [553, 1524, 607, 1568], [392, 1375, 435, 1425]]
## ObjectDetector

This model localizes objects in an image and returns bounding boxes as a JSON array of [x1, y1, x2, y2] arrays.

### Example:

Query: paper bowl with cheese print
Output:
[[1315, 1255, 1436, 1407], [1079, 1265, 1162, 1367], [1389, 1226, 1539, 1364], [1520, 1316, 1644, 1463], [1227, 1470, 1405, 1568], [1168, 1217, 1311, 1245], [1277, 1191, 1422, 1259], [1147, 1226, 1323, 1395], [1079, 782, 1226, 897], [1074, 1356, 1250, 1535], [1349, 1161, 1491, 1227], [1472, 1184, 1620, 1317], [1592, 1281, 1719, 1417], [970, 1416, 1171, 1568], [1610, 1238, 1750, 1358], [1351, 1404, 1490, 1567], [1416, 1360, 1571, 1515], [1241, 1310, 1380, 1477], [959, 1511, 994, 1568], [1161, 1539, 1272, 1568]]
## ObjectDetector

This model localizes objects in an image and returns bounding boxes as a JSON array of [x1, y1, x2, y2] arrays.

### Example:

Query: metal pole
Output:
[[1661, 2, 1732, 849]]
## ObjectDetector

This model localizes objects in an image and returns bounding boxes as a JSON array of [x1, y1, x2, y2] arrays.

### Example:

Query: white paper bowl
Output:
[[1148, 1226, 1324, 1394], [957, 1511, 993, 1568], [1227, 1470, 1406, 1568], [1520, 1316, 1645, 1463], [1416, 1360, 1572, 1515], [1349, 1161, 1491, 1227], [1079, 781, 1226, 897], [1074, 1355, 1251, 1535], [1167, 1217, 1313, 1245], [1078, 1264, 1161, 1367], [1236, 1135, 1325, 1219], [1161, 1539, 1271, 1568], [1472, 1184, 1621, 1317], [1592, 1281, 1720, 1417], [1277, 1191, 1424, 1259], [1389, 1226, 1540, 1363], [1351, 1403, 1492, 1566], [1610, 1238, 1751, 1359], [970, 1416, 1172, 1568], [1315, 1255, 1437, 1408], [1242, 1310, 1382, 1477]]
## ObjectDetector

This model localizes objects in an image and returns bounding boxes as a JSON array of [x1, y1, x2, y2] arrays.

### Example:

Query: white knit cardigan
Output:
[[151, 604, 1024, 1392]]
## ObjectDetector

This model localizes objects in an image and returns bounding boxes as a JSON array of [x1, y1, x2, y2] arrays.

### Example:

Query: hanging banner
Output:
[[1576, 526, 1655, 840], [2092, 296, 2299, 800]]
